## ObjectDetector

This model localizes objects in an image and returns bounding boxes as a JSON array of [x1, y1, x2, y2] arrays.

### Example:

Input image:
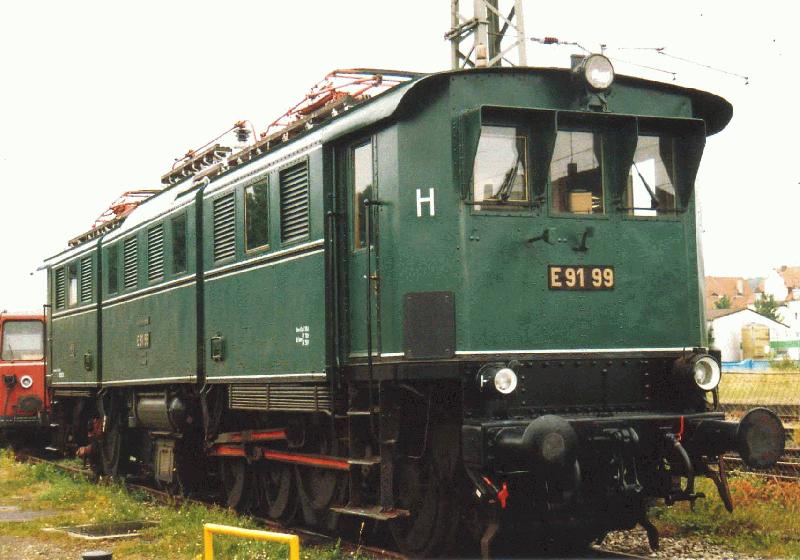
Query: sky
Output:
[[1, 1, 797, 312]]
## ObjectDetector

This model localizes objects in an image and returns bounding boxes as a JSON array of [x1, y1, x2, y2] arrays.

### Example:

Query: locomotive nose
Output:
[[495, 415, 579, 470]]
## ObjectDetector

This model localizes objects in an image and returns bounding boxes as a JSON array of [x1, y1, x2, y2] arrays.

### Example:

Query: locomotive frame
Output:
[[43, 62, 784, 556]]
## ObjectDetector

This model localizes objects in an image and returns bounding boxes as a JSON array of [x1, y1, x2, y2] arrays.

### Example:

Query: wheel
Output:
[[389, 423, 461, 557], [256, 461, 297, 521], [220, 458, 254, 511], [99, 398, 129, 477], [296, 428, 347, 531]]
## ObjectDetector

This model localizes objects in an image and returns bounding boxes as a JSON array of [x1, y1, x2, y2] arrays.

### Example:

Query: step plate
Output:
[[330, 506, 410, 520]]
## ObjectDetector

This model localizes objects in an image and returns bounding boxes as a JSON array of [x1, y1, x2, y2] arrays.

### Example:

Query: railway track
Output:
[[9, 448, 651, 559]]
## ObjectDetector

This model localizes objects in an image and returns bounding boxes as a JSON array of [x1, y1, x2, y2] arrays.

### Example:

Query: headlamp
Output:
[[575, 54, 615, 91], [478, 365, 519, 395], [692, 355, 721, 391], [20, 375, 33, 389], [493, 368, 518, 394]]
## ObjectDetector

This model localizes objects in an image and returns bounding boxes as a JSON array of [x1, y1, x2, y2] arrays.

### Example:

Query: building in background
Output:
[[708, 308, 797, 362]]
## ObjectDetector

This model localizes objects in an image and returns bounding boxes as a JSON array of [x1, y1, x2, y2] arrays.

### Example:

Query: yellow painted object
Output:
[[200, 523, 300, 560]]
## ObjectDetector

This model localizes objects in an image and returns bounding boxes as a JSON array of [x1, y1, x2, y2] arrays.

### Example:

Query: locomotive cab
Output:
[[0, 313, 48, 434]]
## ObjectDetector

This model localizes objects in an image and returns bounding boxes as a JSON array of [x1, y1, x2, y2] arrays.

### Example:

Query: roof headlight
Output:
[[692, 355, 721, 391], [581, 54, 614, 91], [493, 368, 518, 395], [20, 375, 33, 389]]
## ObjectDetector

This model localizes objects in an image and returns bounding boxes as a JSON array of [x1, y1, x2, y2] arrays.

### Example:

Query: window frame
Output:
[[1, 319, 45, 362], [67, 262, 79, 306], [547, 125, 608, 219], [171, 212, 188, 275], [107, 244, 119, 295], [244, 179, 270, 254], [470, 122, 533, 213], [351, 139, 375, 251]]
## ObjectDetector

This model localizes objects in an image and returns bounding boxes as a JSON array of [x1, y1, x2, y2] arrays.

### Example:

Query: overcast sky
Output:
[[1, 1, 797, 312]]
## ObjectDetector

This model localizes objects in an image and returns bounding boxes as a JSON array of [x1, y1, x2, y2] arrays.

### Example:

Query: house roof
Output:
[[707, 307, 790, 328], [778, 266, 800, 290], [705, 276, 755, 311]]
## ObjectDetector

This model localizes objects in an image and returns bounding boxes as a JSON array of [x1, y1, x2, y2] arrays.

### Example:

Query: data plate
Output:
[[548, 265, 614, 290]]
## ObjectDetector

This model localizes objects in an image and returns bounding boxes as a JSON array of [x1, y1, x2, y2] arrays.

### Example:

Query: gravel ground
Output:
[[597, 528, 765, 560], [0, 535, 115, 559]]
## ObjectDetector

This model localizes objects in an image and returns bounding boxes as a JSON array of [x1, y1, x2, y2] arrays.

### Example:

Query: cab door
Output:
[[338, 138, 380, 361]]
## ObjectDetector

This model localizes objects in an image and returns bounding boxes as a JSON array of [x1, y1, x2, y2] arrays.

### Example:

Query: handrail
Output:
[[201, 523, 300, 560]]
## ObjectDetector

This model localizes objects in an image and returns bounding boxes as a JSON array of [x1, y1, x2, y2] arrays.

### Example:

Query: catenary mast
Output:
[[446, 0, 528, 69]]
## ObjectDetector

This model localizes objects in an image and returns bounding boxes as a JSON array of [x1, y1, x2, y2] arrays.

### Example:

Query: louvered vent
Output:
[[80, 256, 92, 303], [147, 224, 165, 280], [280, 161, 310, 243], [55, 268, 66, 309], [229, 383, 332, 412], [213, 193, 236, 261], [123, 237, 138, 289]]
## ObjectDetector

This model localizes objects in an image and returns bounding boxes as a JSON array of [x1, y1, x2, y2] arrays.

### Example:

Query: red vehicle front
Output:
[[0, 313, 48, 431]]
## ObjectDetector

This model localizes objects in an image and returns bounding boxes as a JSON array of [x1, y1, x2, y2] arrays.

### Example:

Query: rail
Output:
[[200, 523, 300, 560]]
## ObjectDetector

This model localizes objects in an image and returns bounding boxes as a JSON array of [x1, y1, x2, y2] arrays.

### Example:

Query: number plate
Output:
[[548, 265, 614, 290]]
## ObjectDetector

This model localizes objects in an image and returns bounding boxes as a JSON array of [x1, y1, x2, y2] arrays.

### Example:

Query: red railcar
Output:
[[0, 313, 48, 431]]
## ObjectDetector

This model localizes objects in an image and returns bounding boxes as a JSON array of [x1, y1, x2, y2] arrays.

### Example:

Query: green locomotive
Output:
[[44, 59, 784, 556]]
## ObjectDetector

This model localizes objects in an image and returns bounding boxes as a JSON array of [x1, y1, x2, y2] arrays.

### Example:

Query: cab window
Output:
[[550, 130, 603, 215], [67, 263, 78, 305], [626, 135, 676, 216], [472, 125, 528, 209], [352, 141, 373, 249], [1, 321, 44, 361]]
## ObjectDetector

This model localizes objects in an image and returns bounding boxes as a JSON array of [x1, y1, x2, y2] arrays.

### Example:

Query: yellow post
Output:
[[202, 523, 300, 560]]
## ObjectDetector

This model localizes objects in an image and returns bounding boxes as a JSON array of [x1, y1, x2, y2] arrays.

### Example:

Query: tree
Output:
[[755, 293, 783, 322], [714, 294, 731, 309]]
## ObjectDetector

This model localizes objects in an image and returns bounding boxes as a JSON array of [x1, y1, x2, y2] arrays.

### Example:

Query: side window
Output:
[[172, 213, 187, 274], [1, 321, 44, 361], [147, 224, 165, 281], [550, 130, 604, 215], [352, 142, 373, 248], [626, 135, 676, 216], [107, 245, 119, 294], [123, 237, 138, 290], [245, 181, 269, 252], [80, 255, 92, 303], [67, 263, 78, 306], [472, 125, 529, 209], [213, 193, 236, 262]]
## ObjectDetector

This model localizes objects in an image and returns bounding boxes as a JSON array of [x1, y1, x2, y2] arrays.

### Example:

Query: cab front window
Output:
[[472, 125, 529, 209], [550, 130, 603, 215], [626, 135, 676, 216], [1, 321, 44, 361]]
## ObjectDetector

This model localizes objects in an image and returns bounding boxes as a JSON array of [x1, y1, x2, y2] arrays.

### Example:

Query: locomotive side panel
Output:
[[50, 249, 99, 387], [102, 207, 199, 385], [204, 151, 327, 381]]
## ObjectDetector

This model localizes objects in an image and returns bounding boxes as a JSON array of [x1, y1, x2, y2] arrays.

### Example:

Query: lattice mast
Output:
[[447, 0, 528, 69]]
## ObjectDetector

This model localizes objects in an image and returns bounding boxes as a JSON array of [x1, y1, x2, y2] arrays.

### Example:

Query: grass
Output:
[[652, 474, 800, 558], [0, 449, 359, 559], [719, 372, 800, 405]]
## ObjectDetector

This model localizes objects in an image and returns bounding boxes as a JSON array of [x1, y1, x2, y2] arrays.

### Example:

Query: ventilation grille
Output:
[[147, 224, 165, 280], [213, 193, 236, 261], [80, 256, 92, 303], [55, 268, 66, 309], [229, 383, 332, 412], [280, 161, 310, 243], [123, 237, 138, 289]]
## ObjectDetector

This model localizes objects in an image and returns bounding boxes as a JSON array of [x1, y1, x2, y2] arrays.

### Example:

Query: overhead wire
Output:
[[531, 37, 749, 85]]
